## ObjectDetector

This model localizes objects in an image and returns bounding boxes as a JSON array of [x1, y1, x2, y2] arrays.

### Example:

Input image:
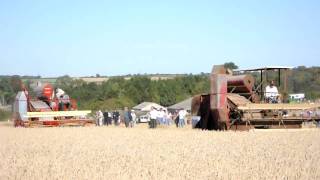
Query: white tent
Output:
[[132, 102, 165, 112]]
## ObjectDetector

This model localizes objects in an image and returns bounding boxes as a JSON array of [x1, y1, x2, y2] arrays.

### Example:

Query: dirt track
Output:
[[0, 122, 320, 179]]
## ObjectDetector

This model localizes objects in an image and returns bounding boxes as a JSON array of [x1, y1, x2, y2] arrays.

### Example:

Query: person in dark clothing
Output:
[[58, 95, 64, 111], [174, 111, 179, 127], [103, 111, 109, 126], [62, 94, 71, 110], [113, 111, 120, 126], [124, 107, 132, 128]]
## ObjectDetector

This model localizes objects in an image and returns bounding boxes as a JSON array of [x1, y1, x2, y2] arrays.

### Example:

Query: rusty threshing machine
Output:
[[192, 65, 320, 130], [13, 83, 94, 127]]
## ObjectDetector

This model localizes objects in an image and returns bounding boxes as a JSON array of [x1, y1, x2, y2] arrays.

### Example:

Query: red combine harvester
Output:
[[13, 83, 94, 127], [191, 65, 320, 130]]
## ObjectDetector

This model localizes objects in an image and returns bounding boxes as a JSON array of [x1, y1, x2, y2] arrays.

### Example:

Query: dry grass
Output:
[[0, 122, 320, 180]]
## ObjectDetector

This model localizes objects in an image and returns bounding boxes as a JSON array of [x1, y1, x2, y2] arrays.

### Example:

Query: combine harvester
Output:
[[13, 84, 94, 127], [192, 65, 320, 130]]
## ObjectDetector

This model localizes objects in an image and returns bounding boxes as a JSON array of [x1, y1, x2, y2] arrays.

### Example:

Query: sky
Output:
[[0, 0, 319, 77]]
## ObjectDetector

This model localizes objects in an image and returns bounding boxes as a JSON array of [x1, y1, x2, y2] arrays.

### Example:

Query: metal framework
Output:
[[236, 66, 292, 102]]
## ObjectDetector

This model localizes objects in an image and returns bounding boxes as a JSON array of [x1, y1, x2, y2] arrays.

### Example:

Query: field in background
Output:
[[0, 122, 319, 179], [22, 74, 180, 85]]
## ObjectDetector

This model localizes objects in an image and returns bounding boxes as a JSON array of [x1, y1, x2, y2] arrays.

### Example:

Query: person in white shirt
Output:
[[178, 109, 187, 128], [55, 88, 65, 99], [162, 109, 169, 125], [131, 110, 137, 126], [107, 111, 112, 125], [265, 80, 279, 103], [96, 110, 104, 126], [149, 107, 158, 128], [167, 112, 173, 125], [158, 108, 165, 124]]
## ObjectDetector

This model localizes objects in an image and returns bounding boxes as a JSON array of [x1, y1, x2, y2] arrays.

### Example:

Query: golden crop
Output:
[[0, 123, 319, 180]]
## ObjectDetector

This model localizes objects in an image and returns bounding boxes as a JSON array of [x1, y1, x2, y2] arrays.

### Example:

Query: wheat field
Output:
[[0, 122, 319, 180]]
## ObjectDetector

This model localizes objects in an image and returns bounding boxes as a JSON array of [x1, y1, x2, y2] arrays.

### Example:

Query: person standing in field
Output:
[[149, 106, 158, 128], [162, 109, 168, 125], [124, 107, 132, 128], [97, 110, 104, 126], [155, 108, 160, 125], [107, 111, 112, 125], [117, 113, 121, 126], [178, 108, 187, 128], [157, 108, 165, 125], [128, 110, 134, 128], [162, 109, 169, 125], [113, 111, 120, 126], [131, 110, 137, 126], [167, 111, 173, 125], [95, 111, 99, 126], [103, 110, 109, 126], [174, 110, 179, 127]]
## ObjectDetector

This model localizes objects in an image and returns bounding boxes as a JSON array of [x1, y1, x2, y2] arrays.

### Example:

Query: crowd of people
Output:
[[96, 110, 121, 127], [149, 107, 188, 128], [95, 106, 189, 129]]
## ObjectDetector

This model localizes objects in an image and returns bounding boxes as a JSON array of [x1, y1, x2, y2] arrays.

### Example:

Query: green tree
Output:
[[224, 62, 238, 70]]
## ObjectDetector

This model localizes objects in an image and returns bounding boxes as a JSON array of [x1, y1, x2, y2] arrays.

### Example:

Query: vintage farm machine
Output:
[[13, 83, 94, 127], [192, 65, 320, 130]]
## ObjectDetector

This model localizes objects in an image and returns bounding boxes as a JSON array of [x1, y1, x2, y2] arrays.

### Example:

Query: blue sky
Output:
[[0, 0, 319, 77]]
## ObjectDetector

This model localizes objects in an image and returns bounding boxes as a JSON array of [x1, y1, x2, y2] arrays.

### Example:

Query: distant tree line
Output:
[[288, 66, 320, 99], [0, 63, 319, 112], [55, 75, 210, 110]]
